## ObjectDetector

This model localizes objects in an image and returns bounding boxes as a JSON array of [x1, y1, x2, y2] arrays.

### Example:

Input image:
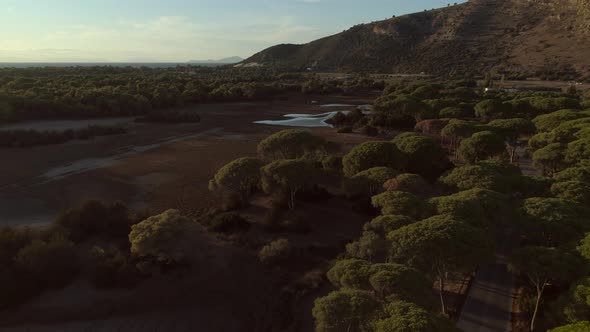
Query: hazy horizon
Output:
[[1, 0, 466, 63]]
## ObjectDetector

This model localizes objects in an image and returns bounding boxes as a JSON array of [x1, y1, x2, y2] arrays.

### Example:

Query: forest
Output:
[[0, 66, 383, 124], [1, 72, 590, 331]]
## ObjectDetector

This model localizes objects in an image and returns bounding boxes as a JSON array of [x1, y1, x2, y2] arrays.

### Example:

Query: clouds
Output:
[[0, 14, 322, 62], [0, 0, 467, 62]]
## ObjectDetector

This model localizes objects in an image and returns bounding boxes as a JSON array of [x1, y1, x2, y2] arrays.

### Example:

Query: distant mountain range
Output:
[[245, 0, 590, 78], [188, 56, 244, 64]]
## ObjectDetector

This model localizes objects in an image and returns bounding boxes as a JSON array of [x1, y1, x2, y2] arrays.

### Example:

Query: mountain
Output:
[[188, 56, 244, 64], [245, 0, 590, 78]]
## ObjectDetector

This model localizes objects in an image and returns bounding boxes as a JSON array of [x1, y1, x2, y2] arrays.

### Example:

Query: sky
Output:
[[0, 0, 467, 62]]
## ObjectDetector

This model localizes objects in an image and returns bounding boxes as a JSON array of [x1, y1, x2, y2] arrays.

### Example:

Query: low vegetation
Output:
[[0, 125, 128, 147]]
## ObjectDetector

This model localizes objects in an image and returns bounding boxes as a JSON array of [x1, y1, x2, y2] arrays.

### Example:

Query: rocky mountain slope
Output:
[[245, 0, 590, 78]]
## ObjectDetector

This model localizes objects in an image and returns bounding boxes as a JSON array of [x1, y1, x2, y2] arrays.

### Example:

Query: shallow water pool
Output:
[[254, 111, 343, 128]]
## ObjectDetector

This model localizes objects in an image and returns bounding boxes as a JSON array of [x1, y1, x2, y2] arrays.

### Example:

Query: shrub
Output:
[[259, 239, 291, 265], [87, 245, 139, 289], [55, 200, 132, 242], [257, 129, 327, 160], [129, 209, 193, 264], [16, 235, 79, 289]]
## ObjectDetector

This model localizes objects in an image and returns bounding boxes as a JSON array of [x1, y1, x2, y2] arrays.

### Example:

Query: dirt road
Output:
[[456, 252, 515, 332]]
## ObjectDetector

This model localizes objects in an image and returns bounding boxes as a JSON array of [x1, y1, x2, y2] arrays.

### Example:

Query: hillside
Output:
[[245, 0, 590, 78]]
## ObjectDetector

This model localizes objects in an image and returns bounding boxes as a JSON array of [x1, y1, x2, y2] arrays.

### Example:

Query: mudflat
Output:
[[0, 94, 373, 226]]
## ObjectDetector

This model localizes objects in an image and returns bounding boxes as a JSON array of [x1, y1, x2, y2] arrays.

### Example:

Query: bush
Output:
[[16, 235, 79, 289], [208, 213, 251, 234], [259, 239, 291, 265], [55, 200, 132, 242], [87, 246, 139, 289]]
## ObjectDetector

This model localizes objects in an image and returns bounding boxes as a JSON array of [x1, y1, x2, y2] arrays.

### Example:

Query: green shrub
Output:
[[259, 239, 291, 265]]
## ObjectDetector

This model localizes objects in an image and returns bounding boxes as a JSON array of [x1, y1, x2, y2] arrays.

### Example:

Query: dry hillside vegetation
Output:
[[247, 0, 590, 78]]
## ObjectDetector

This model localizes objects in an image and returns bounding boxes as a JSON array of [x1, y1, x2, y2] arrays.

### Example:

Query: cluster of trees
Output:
[[359, 80, 590, 331], [516, 95, 590, 331], [0, 125, 128, 148], [324, 81, 585, 169], [0, 200, 204, 310], [0, 66, 297, 123], [311, 129, 564, 330], [528, 109, 590, 176], [321, 145, 590, 332], [0, 67, 390, 124], [206, 101, 590, 329], [209, 129, 335, 213], [365, 82, 587, 173], [302, 74, 386, 95], [204, 126, 521, 329]]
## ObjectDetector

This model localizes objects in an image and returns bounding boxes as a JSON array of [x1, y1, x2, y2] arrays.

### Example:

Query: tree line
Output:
[[0, 67, 386, 124]]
